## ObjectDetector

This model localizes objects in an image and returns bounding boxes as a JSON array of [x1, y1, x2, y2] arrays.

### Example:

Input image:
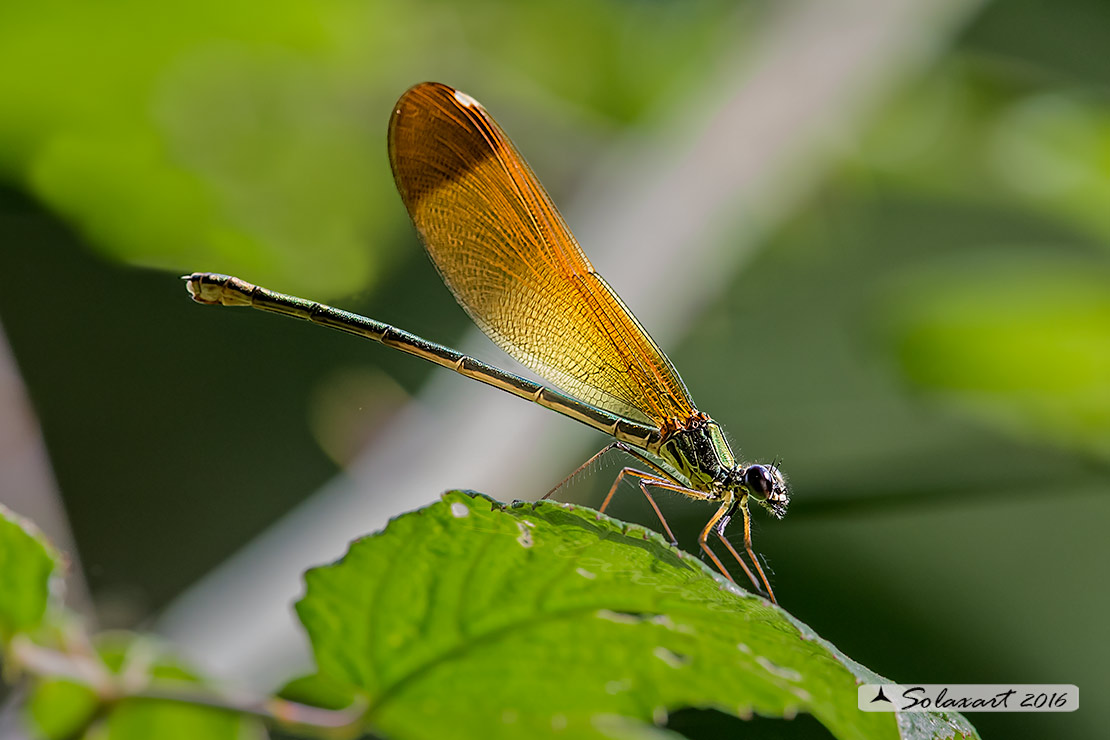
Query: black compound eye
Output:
[[744, 465, 772, 498]]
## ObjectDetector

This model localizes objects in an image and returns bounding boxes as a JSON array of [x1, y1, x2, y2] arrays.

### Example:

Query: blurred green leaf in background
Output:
[[0, 0, 740, 297], [881, 254, 1110, 458], [0, 504, 58, 642], [0, 505, 267, 740]]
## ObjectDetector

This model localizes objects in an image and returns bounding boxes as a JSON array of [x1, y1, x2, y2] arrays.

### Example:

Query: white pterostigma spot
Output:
[[576, 567, 596, 579], [595, 609, 641, 624], [737, 642, 752, 654], [450, 501, 469, 518], [453, 89, 478, 107]]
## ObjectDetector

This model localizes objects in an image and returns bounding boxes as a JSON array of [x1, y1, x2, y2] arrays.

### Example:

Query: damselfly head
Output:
[[738, 463, 789, 519]]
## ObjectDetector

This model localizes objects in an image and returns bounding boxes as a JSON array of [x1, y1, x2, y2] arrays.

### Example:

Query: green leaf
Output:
[[23, 633, 262, 740], [0, 504, 60, 643], [24, 678, 100, 740], [95, 634, 262, 740], [881, 254, 1110, 460], [0, 0, 741, 299], [279, 672, 359, 711], [100, 696, 253, 740], [297, 491, 978, 740]]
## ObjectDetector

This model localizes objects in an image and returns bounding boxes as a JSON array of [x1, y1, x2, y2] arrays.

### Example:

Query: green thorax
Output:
[[657, 418, 737, 493]]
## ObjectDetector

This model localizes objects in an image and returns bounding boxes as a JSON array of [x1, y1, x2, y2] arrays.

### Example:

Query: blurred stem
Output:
[[7, 636, 367, 739]]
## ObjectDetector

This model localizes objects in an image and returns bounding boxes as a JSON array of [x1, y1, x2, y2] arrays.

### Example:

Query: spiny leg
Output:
[[713, 497, 776, 603], [716, 533, 761, 598], [598, 467, 688, 546], [542, 441, 674, 501], [542, 440, 682, 502], [698, 502, 737, 585], [540, 442, 685, 545], [741, 497, 777, 604], [542, 442, 619, 501], [545, 443, 749, 581]]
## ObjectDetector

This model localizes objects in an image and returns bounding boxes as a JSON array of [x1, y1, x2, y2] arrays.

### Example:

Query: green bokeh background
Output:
[[1, 1, 1107, 738]]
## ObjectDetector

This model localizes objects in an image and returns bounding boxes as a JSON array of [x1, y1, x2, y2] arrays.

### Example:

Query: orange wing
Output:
[[388, 82, 695, 427]]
